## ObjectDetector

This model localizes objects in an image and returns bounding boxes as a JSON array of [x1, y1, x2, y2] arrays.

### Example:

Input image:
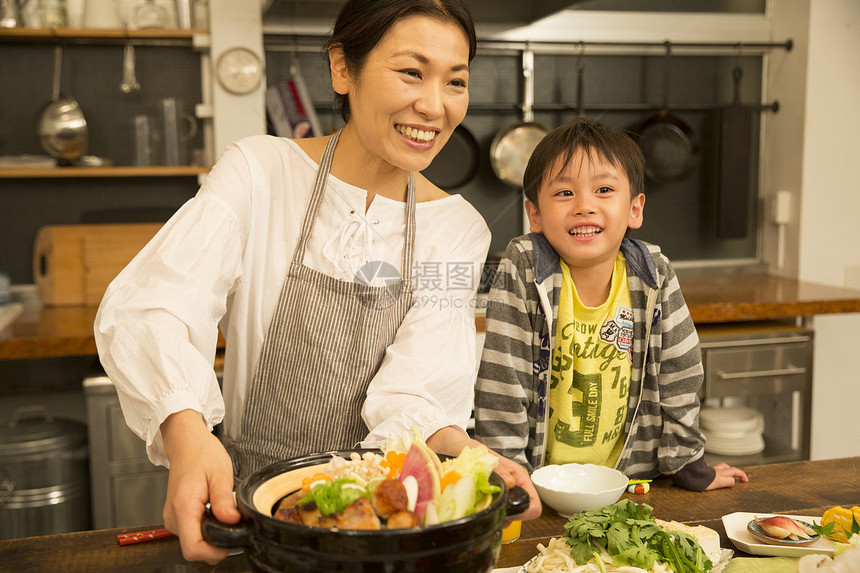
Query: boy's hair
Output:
[[522, 117, 645, 205]]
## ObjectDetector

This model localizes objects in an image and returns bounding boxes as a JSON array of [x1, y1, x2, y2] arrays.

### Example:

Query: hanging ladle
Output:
[[38, 45, 88, 163], [120, 40, 140, 93]]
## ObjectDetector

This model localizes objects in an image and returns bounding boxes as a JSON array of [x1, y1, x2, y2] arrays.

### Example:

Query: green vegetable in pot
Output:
[[300, 478, 369, 516]]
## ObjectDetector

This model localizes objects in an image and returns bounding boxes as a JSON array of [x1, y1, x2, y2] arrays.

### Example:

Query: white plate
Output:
[[722, 512, 836, 557], [508, 547, 734, 572]]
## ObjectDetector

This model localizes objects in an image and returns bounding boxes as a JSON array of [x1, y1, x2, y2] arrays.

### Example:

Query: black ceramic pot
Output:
[[202, 450, 529, 573]]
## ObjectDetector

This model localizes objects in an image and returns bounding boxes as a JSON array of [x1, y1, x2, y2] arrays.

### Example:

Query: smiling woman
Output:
[[93, 0, 492, 566]]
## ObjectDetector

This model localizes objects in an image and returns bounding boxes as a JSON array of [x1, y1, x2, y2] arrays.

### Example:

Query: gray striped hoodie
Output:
[[474, 233, 715, 490]]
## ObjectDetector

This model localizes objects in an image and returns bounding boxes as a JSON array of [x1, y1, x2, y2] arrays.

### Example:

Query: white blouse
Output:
[[94, 135, 492, 467]]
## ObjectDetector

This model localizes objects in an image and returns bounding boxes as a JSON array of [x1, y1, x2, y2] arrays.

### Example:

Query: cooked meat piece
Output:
[[274, 505, 303, 523], [336, 497, 381, 530], [370, 478, 409, 519], [386, 510, 421, 529], [295, 501, 323, 526]]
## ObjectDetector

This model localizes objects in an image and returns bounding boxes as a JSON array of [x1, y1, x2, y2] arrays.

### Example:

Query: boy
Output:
[[473, 117, 747, 495]]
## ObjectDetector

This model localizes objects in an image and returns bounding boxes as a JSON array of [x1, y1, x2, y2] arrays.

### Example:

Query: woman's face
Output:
[[331, 15, 470, 174]]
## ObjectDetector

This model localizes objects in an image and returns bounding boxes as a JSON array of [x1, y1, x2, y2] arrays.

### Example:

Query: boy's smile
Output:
[[526, 148, 645, 277]]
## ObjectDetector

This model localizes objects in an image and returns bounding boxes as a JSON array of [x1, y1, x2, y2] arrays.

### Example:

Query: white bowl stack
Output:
[[700, 407, 765, 456]]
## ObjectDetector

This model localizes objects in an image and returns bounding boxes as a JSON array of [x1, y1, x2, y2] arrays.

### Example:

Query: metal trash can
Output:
[[0, 405, 91, 539]]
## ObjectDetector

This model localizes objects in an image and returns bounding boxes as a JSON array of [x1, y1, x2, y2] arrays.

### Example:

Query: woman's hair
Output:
[[324, 0, 477, 122], [522, 117, 645, 205]]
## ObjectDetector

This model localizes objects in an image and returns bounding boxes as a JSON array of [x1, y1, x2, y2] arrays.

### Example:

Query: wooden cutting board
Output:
[[33, 223, 162, 306]]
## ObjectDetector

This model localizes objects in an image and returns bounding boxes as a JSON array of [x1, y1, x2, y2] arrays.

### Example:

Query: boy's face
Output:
[[525, 148, 645, 272]]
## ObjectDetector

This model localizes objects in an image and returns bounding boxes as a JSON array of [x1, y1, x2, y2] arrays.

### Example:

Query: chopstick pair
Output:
[[117, 527, 175, 546]]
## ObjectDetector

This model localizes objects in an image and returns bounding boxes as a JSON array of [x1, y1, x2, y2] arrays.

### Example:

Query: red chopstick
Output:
[[117, 528, 176, 546]]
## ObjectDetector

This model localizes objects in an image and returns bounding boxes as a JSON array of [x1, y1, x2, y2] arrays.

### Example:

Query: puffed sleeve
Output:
[[94, 142, 253, 467], [360, 202, 491, 446]]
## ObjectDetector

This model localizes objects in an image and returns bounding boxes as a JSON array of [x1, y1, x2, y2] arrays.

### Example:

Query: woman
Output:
[[95, 0, 497, 564]]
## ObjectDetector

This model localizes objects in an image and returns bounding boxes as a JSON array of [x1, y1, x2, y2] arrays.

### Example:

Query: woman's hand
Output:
[[161, 409, 240, 565], [706, 462, 749, 490], [427, 426, 542, 521]]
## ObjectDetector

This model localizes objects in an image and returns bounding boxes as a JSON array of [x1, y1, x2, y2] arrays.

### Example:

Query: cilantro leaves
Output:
[[562, 500, 713, 573]]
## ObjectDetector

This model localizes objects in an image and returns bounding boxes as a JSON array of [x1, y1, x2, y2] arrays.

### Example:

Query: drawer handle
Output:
[[716, 366, 807, 380]]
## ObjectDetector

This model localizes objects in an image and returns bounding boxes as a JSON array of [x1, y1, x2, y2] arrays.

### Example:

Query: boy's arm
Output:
[[473, 243, 535, 468]]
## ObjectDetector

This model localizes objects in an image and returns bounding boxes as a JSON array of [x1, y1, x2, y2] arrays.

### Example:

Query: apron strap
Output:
[[401, 172, 416, 282], [293, 130, 341, 265]]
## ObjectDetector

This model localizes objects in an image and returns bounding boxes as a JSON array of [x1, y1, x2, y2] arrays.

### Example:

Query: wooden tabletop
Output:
[[1, 457, 856, 572], [496, 455, 860, 568], [2, 274, 860, 361]]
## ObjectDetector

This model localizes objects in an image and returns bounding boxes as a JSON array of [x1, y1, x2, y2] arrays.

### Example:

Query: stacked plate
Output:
[[700, 407, 765, 455]]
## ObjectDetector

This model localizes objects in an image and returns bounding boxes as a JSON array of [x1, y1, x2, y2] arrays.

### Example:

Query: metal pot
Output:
[[0, 405, 91, 540], [202, 449, 530, 572], [38, 46, 89, 163], [490, 47, 549, 188]]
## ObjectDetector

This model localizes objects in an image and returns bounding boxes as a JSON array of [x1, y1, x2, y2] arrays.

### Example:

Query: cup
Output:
[[501, 520, 522, 544], [159, 97, 197, 165], [133, 114, 157, 166]]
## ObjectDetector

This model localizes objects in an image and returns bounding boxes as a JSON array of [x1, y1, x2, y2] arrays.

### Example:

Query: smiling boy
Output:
[[474, 117, 748, 492]]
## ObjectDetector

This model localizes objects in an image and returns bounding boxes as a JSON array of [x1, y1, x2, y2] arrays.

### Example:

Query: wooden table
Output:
[[1, 457, 856, 572]]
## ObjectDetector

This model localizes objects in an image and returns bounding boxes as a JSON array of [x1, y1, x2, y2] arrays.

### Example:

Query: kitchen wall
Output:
[[786, 0, 860, 460]]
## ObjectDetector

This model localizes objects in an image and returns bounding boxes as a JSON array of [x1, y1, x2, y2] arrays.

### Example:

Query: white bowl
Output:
[[531, 463, 628, 517]]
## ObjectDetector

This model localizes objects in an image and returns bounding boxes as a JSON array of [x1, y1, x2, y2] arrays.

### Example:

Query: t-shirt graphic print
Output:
[[547, 253, 632, 467]]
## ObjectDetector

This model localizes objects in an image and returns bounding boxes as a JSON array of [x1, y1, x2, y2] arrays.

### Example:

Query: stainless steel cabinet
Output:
[[696, 321, 814, 466], [84, 376, 168, 529]]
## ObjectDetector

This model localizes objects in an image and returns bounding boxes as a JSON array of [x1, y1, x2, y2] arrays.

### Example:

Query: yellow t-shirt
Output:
[[546, 252, 633, 468]]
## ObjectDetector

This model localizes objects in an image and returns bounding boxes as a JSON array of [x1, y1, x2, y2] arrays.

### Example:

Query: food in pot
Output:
[[524, 500, 717, 573], [754, 515, 817, 540], [273, 431, 500, 529]]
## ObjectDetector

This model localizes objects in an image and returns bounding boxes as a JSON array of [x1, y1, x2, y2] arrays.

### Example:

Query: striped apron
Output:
[[224, 130, 416, 479]]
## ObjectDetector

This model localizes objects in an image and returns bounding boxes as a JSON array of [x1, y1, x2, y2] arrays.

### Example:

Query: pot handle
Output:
[[505, 485, 530, 518], [201, 509, 254, 549]]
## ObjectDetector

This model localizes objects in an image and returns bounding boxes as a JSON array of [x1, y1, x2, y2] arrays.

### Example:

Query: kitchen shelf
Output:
[[0, 166, 209, 179], [0, 27, 208, 45]]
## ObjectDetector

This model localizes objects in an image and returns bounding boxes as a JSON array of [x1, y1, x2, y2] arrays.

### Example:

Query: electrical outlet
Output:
[[772, 190, 792, 225]]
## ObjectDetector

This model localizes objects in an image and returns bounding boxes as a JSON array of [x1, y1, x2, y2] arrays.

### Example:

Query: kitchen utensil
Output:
[[119, 41, 140, 93], [117, 527, 175, 545], [17, 0, 41, 27], [160, 97, 197, 165], [38, 45, 88, 163], [265, 55, 322, 138], [33, 223, 162, 305], [0, 405, 91, 540], [636, 44, 699, 183], [201, 449, 529, 572], [490, 47, 549, 188], [717, 67, 753, 239], [422, 123, 480, 189], [173, 0, 191, 28], [133, 114, 157, 166]]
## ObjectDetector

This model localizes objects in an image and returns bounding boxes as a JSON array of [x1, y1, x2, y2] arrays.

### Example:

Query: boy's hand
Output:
[[706, 462, 749, 490]]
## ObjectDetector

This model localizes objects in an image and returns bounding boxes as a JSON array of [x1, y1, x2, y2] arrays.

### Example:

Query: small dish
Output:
[[747, 518, 820, 546], [722, 512, 835, 557]]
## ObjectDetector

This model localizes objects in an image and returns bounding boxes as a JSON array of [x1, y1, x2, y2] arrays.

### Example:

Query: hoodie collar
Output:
[[528, 233, 659, 289]]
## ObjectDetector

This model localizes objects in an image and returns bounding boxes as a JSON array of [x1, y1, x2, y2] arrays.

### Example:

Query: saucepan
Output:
[[422, 123, 480, 189], [202, 449, 529, 572], [490, 47, 549, 188], [39, 46, 88, 164]]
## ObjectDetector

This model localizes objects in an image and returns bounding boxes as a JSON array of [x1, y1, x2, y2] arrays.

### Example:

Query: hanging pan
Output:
[[717, 66, 753, 239], [422, 123, 480, 189], [636, 44, 699, 184], [489, 47, 549, 188]]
